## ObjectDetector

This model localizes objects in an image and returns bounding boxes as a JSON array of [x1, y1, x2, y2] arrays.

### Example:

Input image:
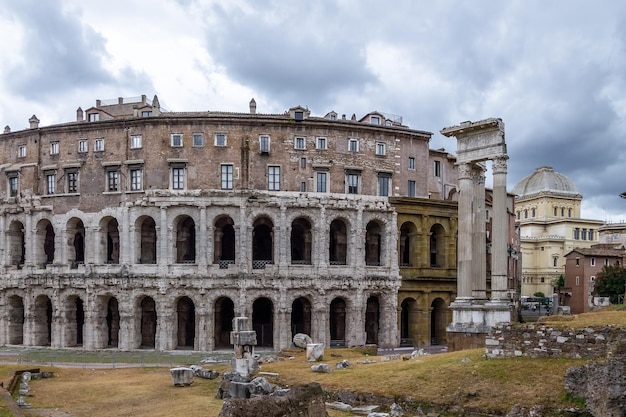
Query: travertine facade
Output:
[[0, 95, 460, 351]]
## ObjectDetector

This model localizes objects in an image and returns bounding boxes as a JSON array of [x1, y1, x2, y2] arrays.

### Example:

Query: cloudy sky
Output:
[[1, 0, 625, 221]]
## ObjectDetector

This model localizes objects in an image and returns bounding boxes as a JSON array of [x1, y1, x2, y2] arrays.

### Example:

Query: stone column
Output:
[[491, 156, 509, 301], [198, 206, 208, 267], [118, 311, 135, 350], [158, 206, 168, 266], [471, 164, 487, 299], [157, 305, 175, 351], [0, 214, 5, 266], [317, 206, 327, 269], [24, 215, 33, 266], [456, 162, 474, 299], [354, 207, 364, 269], [120, 206, 131, 265]]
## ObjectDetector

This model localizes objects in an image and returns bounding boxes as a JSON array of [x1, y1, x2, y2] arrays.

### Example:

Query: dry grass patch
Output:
[[538, 308, 626, 328]]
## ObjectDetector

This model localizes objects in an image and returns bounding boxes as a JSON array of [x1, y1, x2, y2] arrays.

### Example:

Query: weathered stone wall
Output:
[[485, 323, 626, 359]]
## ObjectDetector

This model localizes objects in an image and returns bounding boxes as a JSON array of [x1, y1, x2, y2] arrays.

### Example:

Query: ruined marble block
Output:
[[170, 367, 194, 386], [230, 330, 257, 346], [306, 343, 324, 361]]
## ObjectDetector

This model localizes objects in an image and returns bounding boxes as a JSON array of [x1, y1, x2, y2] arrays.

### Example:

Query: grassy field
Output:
[[0, 308, 622, 417]]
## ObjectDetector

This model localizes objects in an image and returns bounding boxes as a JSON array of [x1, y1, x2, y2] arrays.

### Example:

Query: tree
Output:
[[594, 265, 626, 304], [533, 292, 545, 298]]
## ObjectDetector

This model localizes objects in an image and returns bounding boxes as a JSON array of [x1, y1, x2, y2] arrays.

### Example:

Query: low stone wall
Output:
[[485, 323, 626, 359]]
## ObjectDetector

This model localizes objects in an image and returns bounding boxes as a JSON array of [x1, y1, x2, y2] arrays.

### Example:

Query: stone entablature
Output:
[[485, 323, 626, 359]]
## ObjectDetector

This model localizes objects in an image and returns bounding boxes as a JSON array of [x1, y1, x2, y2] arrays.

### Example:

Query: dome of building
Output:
[[512, 166, 580, 199]]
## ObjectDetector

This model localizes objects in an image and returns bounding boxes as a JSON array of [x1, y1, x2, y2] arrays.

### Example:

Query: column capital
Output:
[[457, 162, 473, 179], [492, 155, 509, 174]]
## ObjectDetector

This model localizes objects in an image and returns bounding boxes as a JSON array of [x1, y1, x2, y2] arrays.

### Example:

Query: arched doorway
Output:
[[136, 216, 157, 264], [431, 298, 448, 345], [8, 295, 24, 345], [252, 297, 273, 347], [214, 216, 236, 268], [67, 218, 85, 267], [8, 221, 25, 266], [106, 297, 120, 348], [105, 218, 120, 264], [430, 224, 446, 268], [214, 297, 235, 348], [34, 219, 55, 266], [252, 217, 273, 269], [291, 218, 312, 264], [329, 219, 347, 265], [329, 298, 346, 347], [176, 297, 195, 349], [33, 295, 53, 346], [65, 296, 84, 347], [400, 298, 418, 347], [139, 297, 157, 348], [365, 296, 380, 345], [399, 222, 416, 267], [175, 216, 196, 263], [365, 221, 382, 266], [291, 297, 312, 337]]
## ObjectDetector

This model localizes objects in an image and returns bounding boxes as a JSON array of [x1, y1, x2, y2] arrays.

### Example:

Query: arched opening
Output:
[[399, 222, 416, 267], [175, 216, 196, 263], [65, 296, 84, 346], [214, 297, 235, 348], [431, 298, 448, 345], [8, 221, 25, 266], [106, 297, 120, 348], [365, 221, 382, 266], [105, 218, 119, 264], [252, 217, 273, 269], [329, 219, 347, 265], [139, 297, 157, 349], [33, 295, 53, 346], [137, 216, 157, 264], [252, 297, 273, 347], [34, 219, 55, 266], [67, 218, 85, 267], [291, 218, 312, 264], [329, 298, 346, 347], [430, 224, 446, 268], [365, 296, 380, 345], [8, 295, 24, 345], [400, 298, 418, 347], [176, 297, 195, 349], [214, 216, 236, 268], [291, 297, 312, 337]]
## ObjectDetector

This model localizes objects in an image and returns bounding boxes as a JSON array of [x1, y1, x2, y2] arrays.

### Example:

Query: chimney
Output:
[[118, 97, 124, 105], [249, 98, 257, 114], [96, 99, 101, 108], [4, 126, 10, 133], [76, 107, 84, 122], [29, 115, 40, 129], [141, 94, 147, 104]]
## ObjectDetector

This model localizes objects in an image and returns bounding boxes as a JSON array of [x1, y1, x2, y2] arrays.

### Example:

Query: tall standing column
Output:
[[159, 206, 168, 266], [472, 164, 487, 299], [456, 163, 474, 299], [491, 156, 509, 300]]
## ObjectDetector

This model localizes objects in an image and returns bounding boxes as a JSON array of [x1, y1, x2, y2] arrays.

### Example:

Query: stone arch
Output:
[[33, 294, 53, 346], [252, 297, 274, 347], [34, 219, 55, 266], [291, 217, 312, 264], [430, 297, 448, 345], [105, 296, 120, 348], [136, 216, 157, 264], [176, 296, 195, 349], [429, 223, 446, 268], [400, 297, 418, 347], [214, 215, 236, 267], [365, 295, 380, 345], [365, 220, 383, 266], [214, 297, 235, 348], [66, 217, 85, 267], [7, 220, 25, 266], [7, 295, 24, 345], [329, 218, 348, 265], [329, 297, 347, 347], [138, 296, 157, 349], [252, 217, 274, 268], [291, 297, 312, 337], [99, 216, 119, 264], [64, 295, 85, 347], [399, 221, 417, 267], [174, 215, 196, 263]]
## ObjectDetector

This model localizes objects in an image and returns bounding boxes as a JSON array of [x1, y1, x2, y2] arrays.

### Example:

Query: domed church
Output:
[[513, 166, 603, 296]]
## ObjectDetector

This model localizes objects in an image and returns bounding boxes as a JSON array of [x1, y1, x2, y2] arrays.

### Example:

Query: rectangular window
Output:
[[591, 257, 596, 266], [576, 276, 580, 286], [221, 164, 233, 190], [172, 167, 185, 190], [376, 142, 386, 155], [8, 175, 18, 197], [94, 138, 104, 152], [171, 134, 183, 147], [371, 115, 381, 125], [50, 142, 59, 155], [553, 257, 558, 267], [582, 228, 587, 240], [192, 133, 204, 147], [295, 111, 304, 121], [605, 258, 609, 266], [378, 174, 391, 197], [408, 180, 416, 197], [434, 160, 441, 177], [66, 171, 78, 193], [78, 140, 88, 153], [589, 229, 594, 240], [316, 172, 327, 192], [259, 135, 270, 153], [576, 258, 580, 266], [574, 228, 580, 240], [347, 174, 359, 194], [268, 166, 280, 191], [300, 158, 306, 169], [215, 133, 226, 146], [408, 157, 415, 170], [46, 173, 56, 194], [130, 135, 142, 149], [18, 145, 26, 158], [316, 137, 327, 149], [554, 207, 558, 216], [348, 139, 359, 152], [141, 111, 152, 117], [88, 113, 99, 122], [130, 167, 143, 191], [107, 170, 119, 192], [300, 181, 306, 192], [294, 137, 306, 150]]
